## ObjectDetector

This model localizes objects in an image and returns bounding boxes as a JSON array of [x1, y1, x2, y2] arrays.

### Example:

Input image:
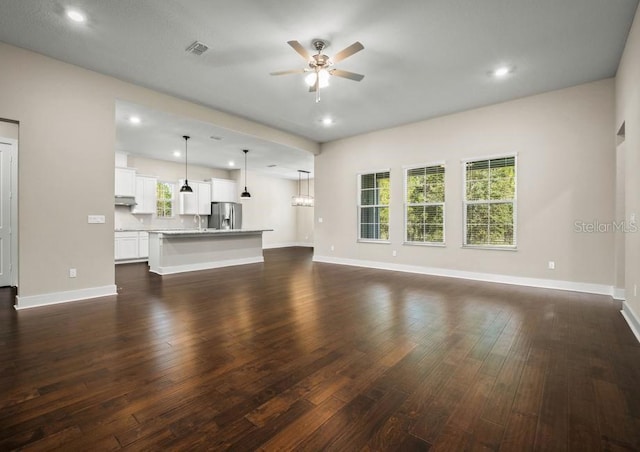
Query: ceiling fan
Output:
[[270, 39, 365, 102]]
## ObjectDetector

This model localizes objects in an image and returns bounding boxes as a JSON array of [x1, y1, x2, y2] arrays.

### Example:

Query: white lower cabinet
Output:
[[115, 231, 149, 261]]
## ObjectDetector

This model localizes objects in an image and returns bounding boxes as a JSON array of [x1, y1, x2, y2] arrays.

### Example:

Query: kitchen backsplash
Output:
[[115, 206, 206, 230]]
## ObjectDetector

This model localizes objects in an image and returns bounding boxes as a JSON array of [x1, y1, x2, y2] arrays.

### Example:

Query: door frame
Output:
[[0, 136, 18, 287]]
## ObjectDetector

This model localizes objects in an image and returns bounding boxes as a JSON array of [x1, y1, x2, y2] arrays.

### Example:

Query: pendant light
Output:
[[179, 135, 193, 193], [240, 149, 251, 198], [292, 170, 313, 207]]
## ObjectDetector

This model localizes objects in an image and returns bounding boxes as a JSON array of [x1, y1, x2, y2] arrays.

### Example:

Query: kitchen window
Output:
[[463, 155, 517, 248], [156, 181, 175, 218], [405, 164, 445, 244], [358, 170, 390, 241]]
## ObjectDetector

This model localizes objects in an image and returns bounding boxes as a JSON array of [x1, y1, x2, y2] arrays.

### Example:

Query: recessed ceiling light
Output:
[[321, 117, 333, 126], [492, 66, 514, 78], [66, 9, 86, 23], [228, 161, 235, 167], [129, 116, 141, 124], [173, 151, 181, 157]]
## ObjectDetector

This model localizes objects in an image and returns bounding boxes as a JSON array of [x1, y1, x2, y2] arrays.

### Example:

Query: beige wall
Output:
[[0, 42, 317, 302], [232, 170, 301, 247], [616, 5, 640, 319], [315, 79, 615, 287], [0, 120, 19, 139], [128, 155, 231, 182]]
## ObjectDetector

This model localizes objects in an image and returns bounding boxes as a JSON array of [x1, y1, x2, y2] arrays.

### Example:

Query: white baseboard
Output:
[[263, 242, 314, 249], [15, 285, 117, 310], [312, 255, 615, 297], [621, 301, 640, 343], [613, 287, 626, 301], [150, 256, 264, 275]]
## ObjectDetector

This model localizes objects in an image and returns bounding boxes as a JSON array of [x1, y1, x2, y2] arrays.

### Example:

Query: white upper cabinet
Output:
[[211, 178, 238, 203], [198, 182, 212, 214], [131, 175, 157, 214], [179, 180, 212, 215], [115, 167, 136, 197]]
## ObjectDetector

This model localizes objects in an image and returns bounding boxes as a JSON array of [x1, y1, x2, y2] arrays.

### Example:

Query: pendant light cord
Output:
[[184, 135, 189, 182]]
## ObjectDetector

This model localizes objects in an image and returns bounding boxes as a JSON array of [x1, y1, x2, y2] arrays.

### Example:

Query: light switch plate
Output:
[[88, 215, 105, 224]]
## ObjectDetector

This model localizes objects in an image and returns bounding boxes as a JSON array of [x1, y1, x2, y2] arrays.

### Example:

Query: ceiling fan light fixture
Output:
[[304, 69, 330, 88]]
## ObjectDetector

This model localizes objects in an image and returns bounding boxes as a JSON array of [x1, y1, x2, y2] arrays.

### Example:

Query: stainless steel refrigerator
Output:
[[208, 202, 242, 230]]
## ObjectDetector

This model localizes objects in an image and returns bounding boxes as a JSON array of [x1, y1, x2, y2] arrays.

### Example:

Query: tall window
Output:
[[156, 181, 174, 218], [358, 171, 390, 241], [405, 164, 445, 244], [464, 156, 516, 247]]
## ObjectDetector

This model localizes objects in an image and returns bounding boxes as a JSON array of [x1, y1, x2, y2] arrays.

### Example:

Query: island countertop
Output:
[[148, 229, 271, 275], [148, 228, 272, 237]]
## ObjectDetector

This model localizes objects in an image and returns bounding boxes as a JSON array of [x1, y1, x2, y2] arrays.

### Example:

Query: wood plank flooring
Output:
[[1, 247, 639, 450]]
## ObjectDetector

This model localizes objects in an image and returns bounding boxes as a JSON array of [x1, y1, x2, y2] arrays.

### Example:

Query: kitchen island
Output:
[[148, 229, 271, 275]]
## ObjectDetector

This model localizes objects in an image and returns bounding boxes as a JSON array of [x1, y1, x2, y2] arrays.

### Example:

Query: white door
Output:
[[0, 140, 13, 286]]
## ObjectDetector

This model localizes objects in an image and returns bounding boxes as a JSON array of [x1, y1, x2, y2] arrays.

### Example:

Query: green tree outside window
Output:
[[464, 156, 516, 247], [406, 165, 445, 243]]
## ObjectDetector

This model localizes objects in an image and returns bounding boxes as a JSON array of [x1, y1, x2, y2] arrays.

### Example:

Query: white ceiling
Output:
[[0, 0, 637, 171], [116, 101, 314, 179]]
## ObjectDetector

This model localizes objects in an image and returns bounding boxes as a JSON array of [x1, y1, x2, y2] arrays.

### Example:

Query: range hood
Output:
[[115, 196, 137, 206]]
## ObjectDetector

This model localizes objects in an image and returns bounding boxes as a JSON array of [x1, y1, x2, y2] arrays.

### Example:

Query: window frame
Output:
[[462, 154, 517, 250], [357, 169, 391, 243], [403, 162, 446, 246], [156, 181, 176, 218]]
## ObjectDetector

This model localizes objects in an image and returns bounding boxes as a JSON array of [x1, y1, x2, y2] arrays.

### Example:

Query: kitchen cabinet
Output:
[[138, 232, 149, 258], [211, 178, 238, 203], [115, 231, 149, 261], [115, 167, 136, 197], [179, 180, 211, 215], [114, 232, 139, 260], [131, 175, 157, 214]]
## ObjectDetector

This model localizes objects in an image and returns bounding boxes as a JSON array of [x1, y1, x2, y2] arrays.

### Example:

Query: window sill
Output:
[[461, 245, 517, 251], [357, 239, 391, 244], [403, 241, 446, 248]]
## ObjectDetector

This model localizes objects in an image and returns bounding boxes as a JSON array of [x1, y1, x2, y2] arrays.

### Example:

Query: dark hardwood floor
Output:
[[1, 247, 639, 450]]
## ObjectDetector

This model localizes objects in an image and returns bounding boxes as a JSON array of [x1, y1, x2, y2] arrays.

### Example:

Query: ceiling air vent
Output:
[[186, 41, 209, 56]]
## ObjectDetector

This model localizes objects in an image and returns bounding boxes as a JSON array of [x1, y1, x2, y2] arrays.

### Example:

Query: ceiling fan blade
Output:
[[270, 68, 306, 76], [332, 41, 364, 63], [287, 40, 310, 60], [330, 69, 365, 81]]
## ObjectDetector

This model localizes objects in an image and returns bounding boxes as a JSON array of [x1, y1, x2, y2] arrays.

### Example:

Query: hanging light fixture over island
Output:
[[240, 149, 251, 198], [179, 135, 193, 193]]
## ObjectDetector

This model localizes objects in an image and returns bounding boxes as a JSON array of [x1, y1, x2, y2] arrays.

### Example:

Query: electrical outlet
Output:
[[69, 268, 77, 278], [330, 245, 334, 252], [318, 217, 323, 223], [87, 215, 105, 224], [392, 250, 397, 257], [548, 261, 555, 270]]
